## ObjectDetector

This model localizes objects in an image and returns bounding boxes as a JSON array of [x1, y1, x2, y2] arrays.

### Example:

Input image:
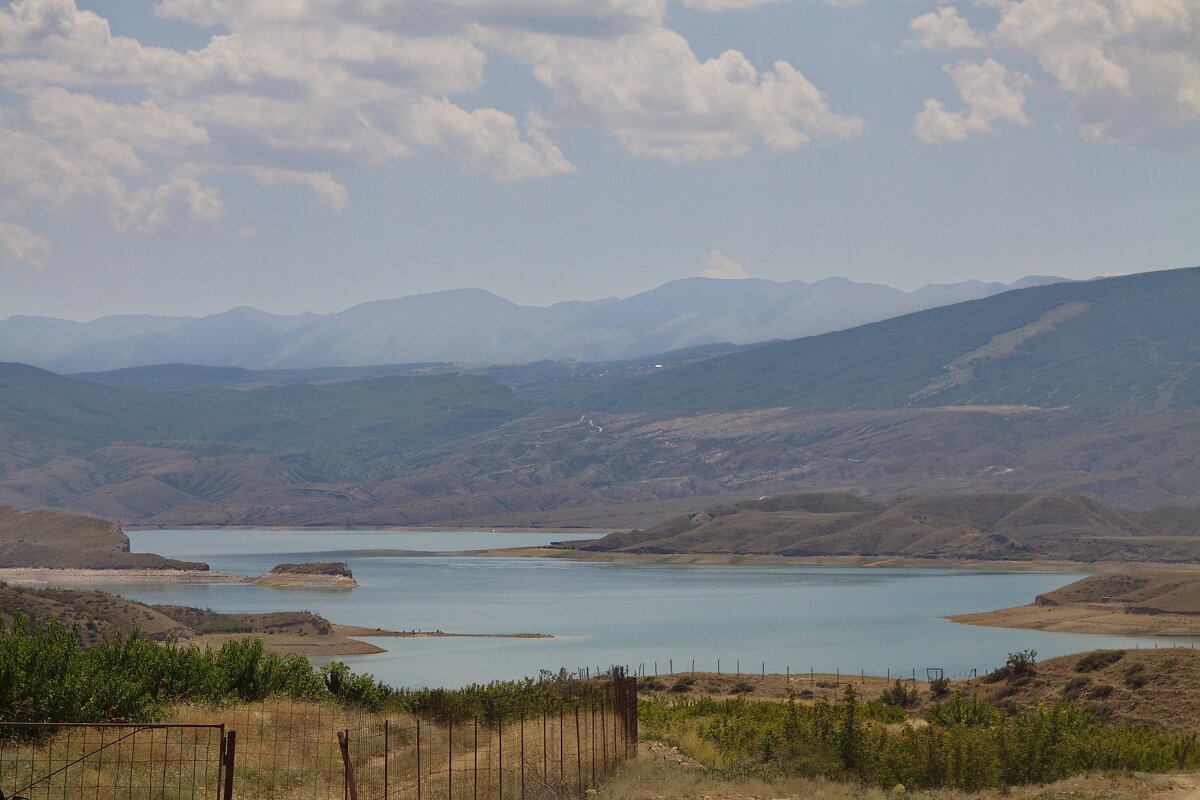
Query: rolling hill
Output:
[[0, 363, 535, 481], [571, 267, 1200, 413], [2, 266, 1199, 529], [574, 491, 1200, 562], [0, 505, 202, 569]]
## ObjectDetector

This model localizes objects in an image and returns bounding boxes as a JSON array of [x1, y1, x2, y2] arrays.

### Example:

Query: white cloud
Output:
[[701, 249, 750, 279], [245, 168, 348, 213], [906, 7, 985, 51], [678, 0, 785, 10], [405, 97, 575, 182], [515, 29, 863, 163], [914, 59, 1032, 143], [988, 0, 1200, 152], [0, 0, 861, 250], [0, 220, 51, 266], [123, 176, 224, 237]]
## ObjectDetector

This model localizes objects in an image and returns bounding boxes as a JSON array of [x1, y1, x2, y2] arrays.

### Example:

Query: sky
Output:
[[1, 0, 1198, 321]]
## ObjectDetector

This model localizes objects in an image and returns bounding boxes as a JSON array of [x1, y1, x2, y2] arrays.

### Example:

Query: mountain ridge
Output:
[[570, 267, 1200, 413], [0, 274, 1065, 372]]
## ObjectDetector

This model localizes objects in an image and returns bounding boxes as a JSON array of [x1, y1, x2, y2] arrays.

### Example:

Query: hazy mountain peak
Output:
[[0, 274, 1068, 372]]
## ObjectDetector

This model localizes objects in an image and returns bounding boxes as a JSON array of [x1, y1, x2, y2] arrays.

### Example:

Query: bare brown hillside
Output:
[[958, 647, 1200, 734], [0, 584, 377, 653], [3, 404, 1200, 530], [578, 491, 1200, 562], [0, 505, 204, 569]]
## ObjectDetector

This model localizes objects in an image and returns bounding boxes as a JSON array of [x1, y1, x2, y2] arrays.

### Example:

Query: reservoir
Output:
[[95, 530, 1200, 688]]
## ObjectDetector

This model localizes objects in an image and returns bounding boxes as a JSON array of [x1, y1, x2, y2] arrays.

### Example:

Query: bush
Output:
[[730, 681, 755, 694], [670, 676, 697, 693], [926, 692, 1004, 727], [879, 679, 919, 709], [640, 690, 1200, 791], [194, 619, 254, 635], [929, 676, 951, 698], [984, 649, 1038, 685], [1075, 650, 1125, 673], [1062, 677, 1092, 699]]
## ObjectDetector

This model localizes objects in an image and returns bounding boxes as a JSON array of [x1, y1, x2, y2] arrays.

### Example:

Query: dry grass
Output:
[[634, 672, 928, 704], [954, 647, 1200, 734], [598, 753, 1176, 800], [1, 699, 631, 800]]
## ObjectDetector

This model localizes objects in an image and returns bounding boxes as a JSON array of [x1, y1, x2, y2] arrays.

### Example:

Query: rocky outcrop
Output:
[[0, 505, 207, 570], [254, 561, 357, 588]]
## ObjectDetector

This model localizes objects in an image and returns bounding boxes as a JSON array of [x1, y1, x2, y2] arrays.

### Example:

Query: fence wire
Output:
[[0, 723, 227, 800], [1, 671, 637, 800]]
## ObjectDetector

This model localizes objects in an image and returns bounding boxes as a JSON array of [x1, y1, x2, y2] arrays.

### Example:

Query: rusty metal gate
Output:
[[1, 670, 637, 800], [0, 723, 234, 800]]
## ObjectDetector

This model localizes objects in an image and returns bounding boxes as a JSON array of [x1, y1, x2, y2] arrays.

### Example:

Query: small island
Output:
[[254, 561, 359, 588]]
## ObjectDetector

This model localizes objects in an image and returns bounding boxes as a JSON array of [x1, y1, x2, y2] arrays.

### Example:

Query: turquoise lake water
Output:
[[84, 530, 1200, 689]]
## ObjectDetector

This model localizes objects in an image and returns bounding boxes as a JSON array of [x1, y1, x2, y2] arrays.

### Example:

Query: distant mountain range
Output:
[[0, 275, 1064, 372], [2, 266, 1198, 530], [573, 267, 1200, 413]]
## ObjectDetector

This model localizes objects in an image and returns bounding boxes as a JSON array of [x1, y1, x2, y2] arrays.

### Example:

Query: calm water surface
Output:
[[83, 530, 1200, 688]]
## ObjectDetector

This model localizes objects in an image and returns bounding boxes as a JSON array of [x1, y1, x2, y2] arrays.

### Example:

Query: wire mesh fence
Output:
[[0, 723, 230, 800], [0, 670, 637, 800]]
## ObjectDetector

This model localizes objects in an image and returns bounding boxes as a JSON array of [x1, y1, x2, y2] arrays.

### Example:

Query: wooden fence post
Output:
[[222, 730, 237, 800], [338, 730, 359, 800]]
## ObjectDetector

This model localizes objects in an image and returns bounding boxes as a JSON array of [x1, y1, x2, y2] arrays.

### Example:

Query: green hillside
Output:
[[569, 267, 1200, 413], [0, 364, 535, 480], [577, 491, 1200, 562]]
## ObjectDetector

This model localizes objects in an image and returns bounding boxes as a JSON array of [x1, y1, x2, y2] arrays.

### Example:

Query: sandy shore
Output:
[[333, 625, 550, 639], [0, 567, 251, 585], [949, 602, 1200, 637], [187, 626, 553, 658], [470, 546, 1101, 572], [192, 632, 389, 655]]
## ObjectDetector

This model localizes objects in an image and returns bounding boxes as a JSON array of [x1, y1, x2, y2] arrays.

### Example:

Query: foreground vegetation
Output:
[[599, 758, 1177, 800], [639, 679, 1199, 791], [7, 616, 1200, 797], [0, 614, 605, 729]]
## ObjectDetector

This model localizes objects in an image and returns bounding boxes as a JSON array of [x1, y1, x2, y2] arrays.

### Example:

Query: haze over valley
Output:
[[0, 274, 1063, 372], [2, 267, 1198, 531]]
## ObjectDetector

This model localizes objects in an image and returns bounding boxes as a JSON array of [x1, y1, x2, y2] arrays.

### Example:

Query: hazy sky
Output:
[[1, 0, 1198, 321]]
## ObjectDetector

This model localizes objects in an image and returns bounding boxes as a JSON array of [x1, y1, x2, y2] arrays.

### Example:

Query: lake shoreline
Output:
[[124, 524, 616, 534], [467, 546, 1119, 573], [948, 603, 1200, 637]]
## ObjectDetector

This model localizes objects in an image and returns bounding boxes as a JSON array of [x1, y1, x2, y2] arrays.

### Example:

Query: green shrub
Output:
[[1075, 650, 1124, 673], [879, 679, 920, 708], [985, 649, 1038, 684], [639, 689, 1199, 791], [0, 614, 606, 727], [930, 676, 951, 698], [670, 676, 697, 693], [194, 618, 254, 635], [926, 692, 1004, 727], [730, 681, 755, 694]]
